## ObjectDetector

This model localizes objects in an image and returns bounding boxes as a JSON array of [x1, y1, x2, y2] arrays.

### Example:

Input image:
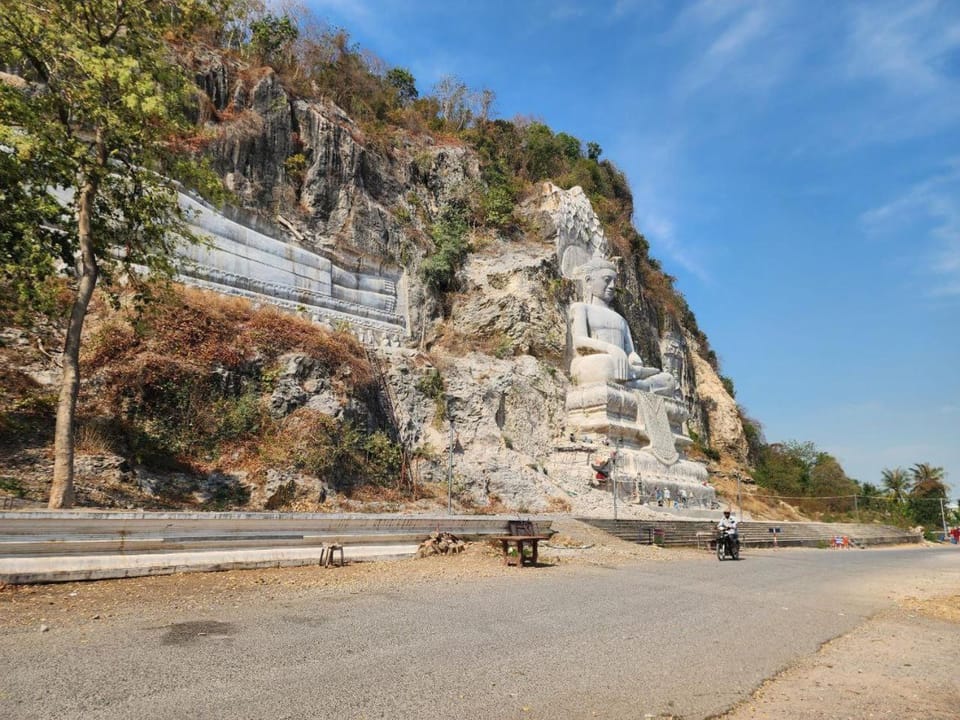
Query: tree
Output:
[[0, 108, 72, 314], [555, 132, 582, 161], [907, 463, 948, 527], [475, 88, 495, 126], [751, 443, 808, 497], [0, 0, 218, 508], [881, 467, 909, 504], [910, 463, 947, 493], [385, 67, 418, 105], [587, 141, 602, 161], [433, 75, 471, 131], [807, 454, 858, 512], [249, 13, 298, 65]]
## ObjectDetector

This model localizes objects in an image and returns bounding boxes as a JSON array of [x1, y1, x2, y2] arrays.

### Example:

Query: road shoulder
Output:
[[718, 594, 960, 720]]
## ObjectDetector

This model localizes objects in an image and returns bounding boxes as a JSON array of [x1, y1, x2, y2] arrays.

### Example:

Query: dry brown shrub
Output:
[[243, 306, 372, 385], [88, 286, 372, 389], [83, 317, 138, 369], [215, 108, 266, 144], [258, 408, 337, 475], [547, 495, 573, 513], [640, 262, 681, 318], [139, 288, 252, 367], [75, 420, 122, 455], [0, 368, 41, 401]]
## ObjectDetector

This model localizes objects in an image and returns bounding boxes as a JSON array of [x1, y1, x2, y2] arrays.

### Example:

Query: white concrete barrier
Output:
[[0, 512, 553, 584]]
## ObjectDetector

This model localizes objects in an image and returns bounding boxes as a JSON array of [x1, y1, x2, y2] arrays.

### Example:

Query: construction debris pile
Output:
[[417, 532, 466, 557]]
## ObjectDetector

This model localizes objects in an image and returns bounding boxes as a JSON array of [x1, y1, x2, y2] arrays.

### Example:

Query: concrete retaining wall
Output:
[[0, 512, 552, 584]]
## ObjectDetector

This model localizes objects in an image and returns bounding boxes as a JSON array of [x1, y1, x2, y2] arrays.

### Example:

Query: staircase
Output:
[[578, 518, 920, 549], [365, 348, 416, 490]]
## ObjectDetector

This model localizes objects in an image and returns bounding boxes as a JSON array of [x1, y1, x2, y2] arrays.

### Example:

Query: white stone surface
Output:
[[177, 193, 408, 344], [535, 182, 610, 278]]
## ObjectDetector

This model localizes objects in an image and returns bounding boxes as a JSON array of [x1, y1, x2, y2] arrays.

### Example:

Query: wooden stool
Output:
[[323, 543, 344, 567]]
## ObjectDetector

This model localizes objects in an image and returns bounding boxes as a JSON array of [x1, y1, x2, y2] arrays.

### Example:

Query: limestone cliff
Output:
[[191, 54, 749, 512]]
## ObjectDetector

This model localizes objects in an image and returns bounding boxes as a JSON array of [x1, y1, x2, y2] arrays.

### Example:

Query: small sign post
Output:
[[768, 526, 781, 549]]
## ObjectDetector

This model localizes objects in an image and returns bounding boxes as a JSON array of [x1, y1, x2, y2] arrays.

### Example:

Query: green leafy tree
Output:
[[0, 114, 72, 316], [522, 122, 564, 180], [555, 132, 582, 161], [881, 467, 909, 504], [249, 13, 298, 65], [807, 453, 858, 512], [0, 0, 219, 508], [587, 141, 602, 161], [385, 67, 418, 106], [419, 205, 469, 295], [907, 463, 948, 527], [752, 442, 808, 497]]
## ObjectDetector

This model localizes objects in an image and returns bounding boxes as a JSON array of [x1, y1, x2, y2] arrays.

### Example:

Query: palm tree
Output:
[[881, 467, 909, 504], [908, 463, 949, 527], [909, 463, 948, 495]]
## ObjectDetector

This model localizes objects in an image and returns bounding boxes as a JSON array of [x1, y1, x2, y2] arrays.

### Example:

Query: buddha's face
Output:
[[585, 269, 617, 303]]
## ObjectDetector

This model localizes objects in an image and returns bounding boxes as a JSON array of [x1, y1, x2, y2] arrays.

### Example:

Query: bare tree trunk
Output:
[[49, 175, 99, 509]]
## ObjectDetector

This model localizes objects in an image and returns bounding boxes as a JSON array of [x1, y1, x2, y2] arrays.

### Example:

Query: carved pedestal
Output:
[[565, 382, 715, 507]]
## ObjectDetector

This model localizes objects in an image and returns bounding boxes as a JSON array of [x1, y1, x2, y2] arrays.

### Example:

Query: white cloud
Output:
[[611, 129, 712, 283], [838, 0, 960, 140], [634, 206, 711, 283], [862, 159, 960, 297], [669, 0, 798, 98], [548, 2, 586, 21], [845, 0, 960, 95], [303, 0, 374, 24]]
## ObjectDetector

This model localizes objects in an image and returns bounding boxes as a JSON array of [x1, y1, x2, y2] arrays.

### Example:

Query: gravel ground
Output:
[[0, 519, 692, 631]]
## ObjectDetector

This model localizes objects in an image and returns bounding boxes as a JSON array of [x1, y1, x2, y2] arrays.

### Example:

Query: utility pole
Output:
[[941, 497, 949, 540], [737, 474, 743, 520], [853, 494, 860, 523], [612, 440, 619, 521], [447, 401, 454, 515]]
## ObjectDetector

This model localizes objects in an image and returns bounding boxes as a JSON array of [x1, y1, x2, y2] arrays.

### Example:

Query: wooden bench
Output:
[[493, 521, 550, 568]]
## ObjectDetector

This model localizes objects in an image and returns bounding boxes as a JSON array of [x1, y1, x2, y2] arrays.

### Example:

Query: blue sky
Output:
[[302, 0, 959, 495]]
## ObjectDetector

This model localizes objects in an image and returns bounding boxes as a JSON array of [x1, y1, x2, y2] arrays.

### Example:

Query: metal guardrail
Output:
[[578, 518, 921, 550], [0, 512, 554, 584]]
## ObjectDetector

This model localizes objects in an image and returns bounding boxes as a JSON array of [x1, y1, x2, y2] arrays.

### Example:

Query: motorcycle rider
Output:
[[717, 509, 739, 555]]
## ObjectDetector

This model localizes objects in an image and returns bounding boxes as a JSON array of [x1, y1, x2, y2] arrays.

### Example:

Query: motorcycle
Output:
[[716, 528, 740, 561]]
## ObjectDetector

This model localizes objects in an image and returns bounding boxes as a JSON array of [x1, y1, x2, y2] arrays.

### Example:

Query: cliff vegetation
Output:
[[2, 1, 946, 526]]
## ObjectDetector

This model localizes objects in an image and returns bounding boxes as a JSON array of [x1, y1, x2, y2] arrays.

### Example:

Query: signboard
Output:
[[768, 527, 782, 548]]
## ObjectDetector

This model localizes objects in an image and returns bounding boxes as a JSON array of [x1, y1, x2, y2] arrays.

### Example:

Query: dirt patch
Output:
[[0, 519, 693, 630], [718, 594, 960, 720]]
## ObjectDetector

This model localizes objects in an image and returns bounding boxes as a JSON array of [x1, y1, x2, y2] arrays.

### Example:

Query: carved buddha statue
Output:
[[568, 257, 676, 397]]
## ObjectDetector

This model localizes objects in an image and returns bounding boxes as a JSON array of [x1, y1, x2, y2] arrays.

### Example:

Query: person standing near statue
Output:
[[568, 257, 676, 397]]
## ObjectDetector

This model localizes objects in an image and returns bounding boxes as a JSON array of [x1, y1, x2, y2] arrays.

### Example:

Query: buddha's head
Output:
[[580, 257, 618, 304]]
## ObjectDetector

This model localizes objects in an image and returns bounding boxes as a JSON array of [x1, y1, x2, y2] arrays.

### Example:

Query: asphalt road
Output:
[[3, 546, 959, 720]]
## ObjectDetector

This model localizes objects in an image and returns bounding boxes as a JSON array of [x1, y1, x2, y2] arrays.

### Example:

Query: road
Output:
[[2, 546, 958, 719]]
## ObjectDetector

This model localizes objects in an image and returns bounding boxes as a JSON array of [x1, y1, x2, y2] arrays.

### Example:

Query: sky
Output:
[[301, 0, 959, 496]]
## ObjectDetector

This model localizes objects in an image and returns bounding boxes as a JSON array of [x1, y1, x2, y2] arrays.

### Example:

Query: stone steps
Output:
[[578, 518, 920, 549]]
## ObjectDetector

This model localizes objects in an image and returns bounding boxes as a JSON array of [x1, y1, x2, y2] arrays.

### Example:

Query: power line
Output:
[[746, 492, 949, 504]]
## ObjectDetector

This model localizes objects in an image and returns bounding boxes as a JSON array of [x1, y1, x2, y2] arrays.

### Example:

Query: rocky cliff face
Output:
[[193, 55, 750, 512]]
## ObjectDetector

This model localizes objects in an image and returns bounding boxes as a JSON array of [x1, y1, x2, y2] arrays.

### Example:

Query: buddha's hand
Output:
[[610, 346, 630, 379], [627, 352, 651, 377]]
